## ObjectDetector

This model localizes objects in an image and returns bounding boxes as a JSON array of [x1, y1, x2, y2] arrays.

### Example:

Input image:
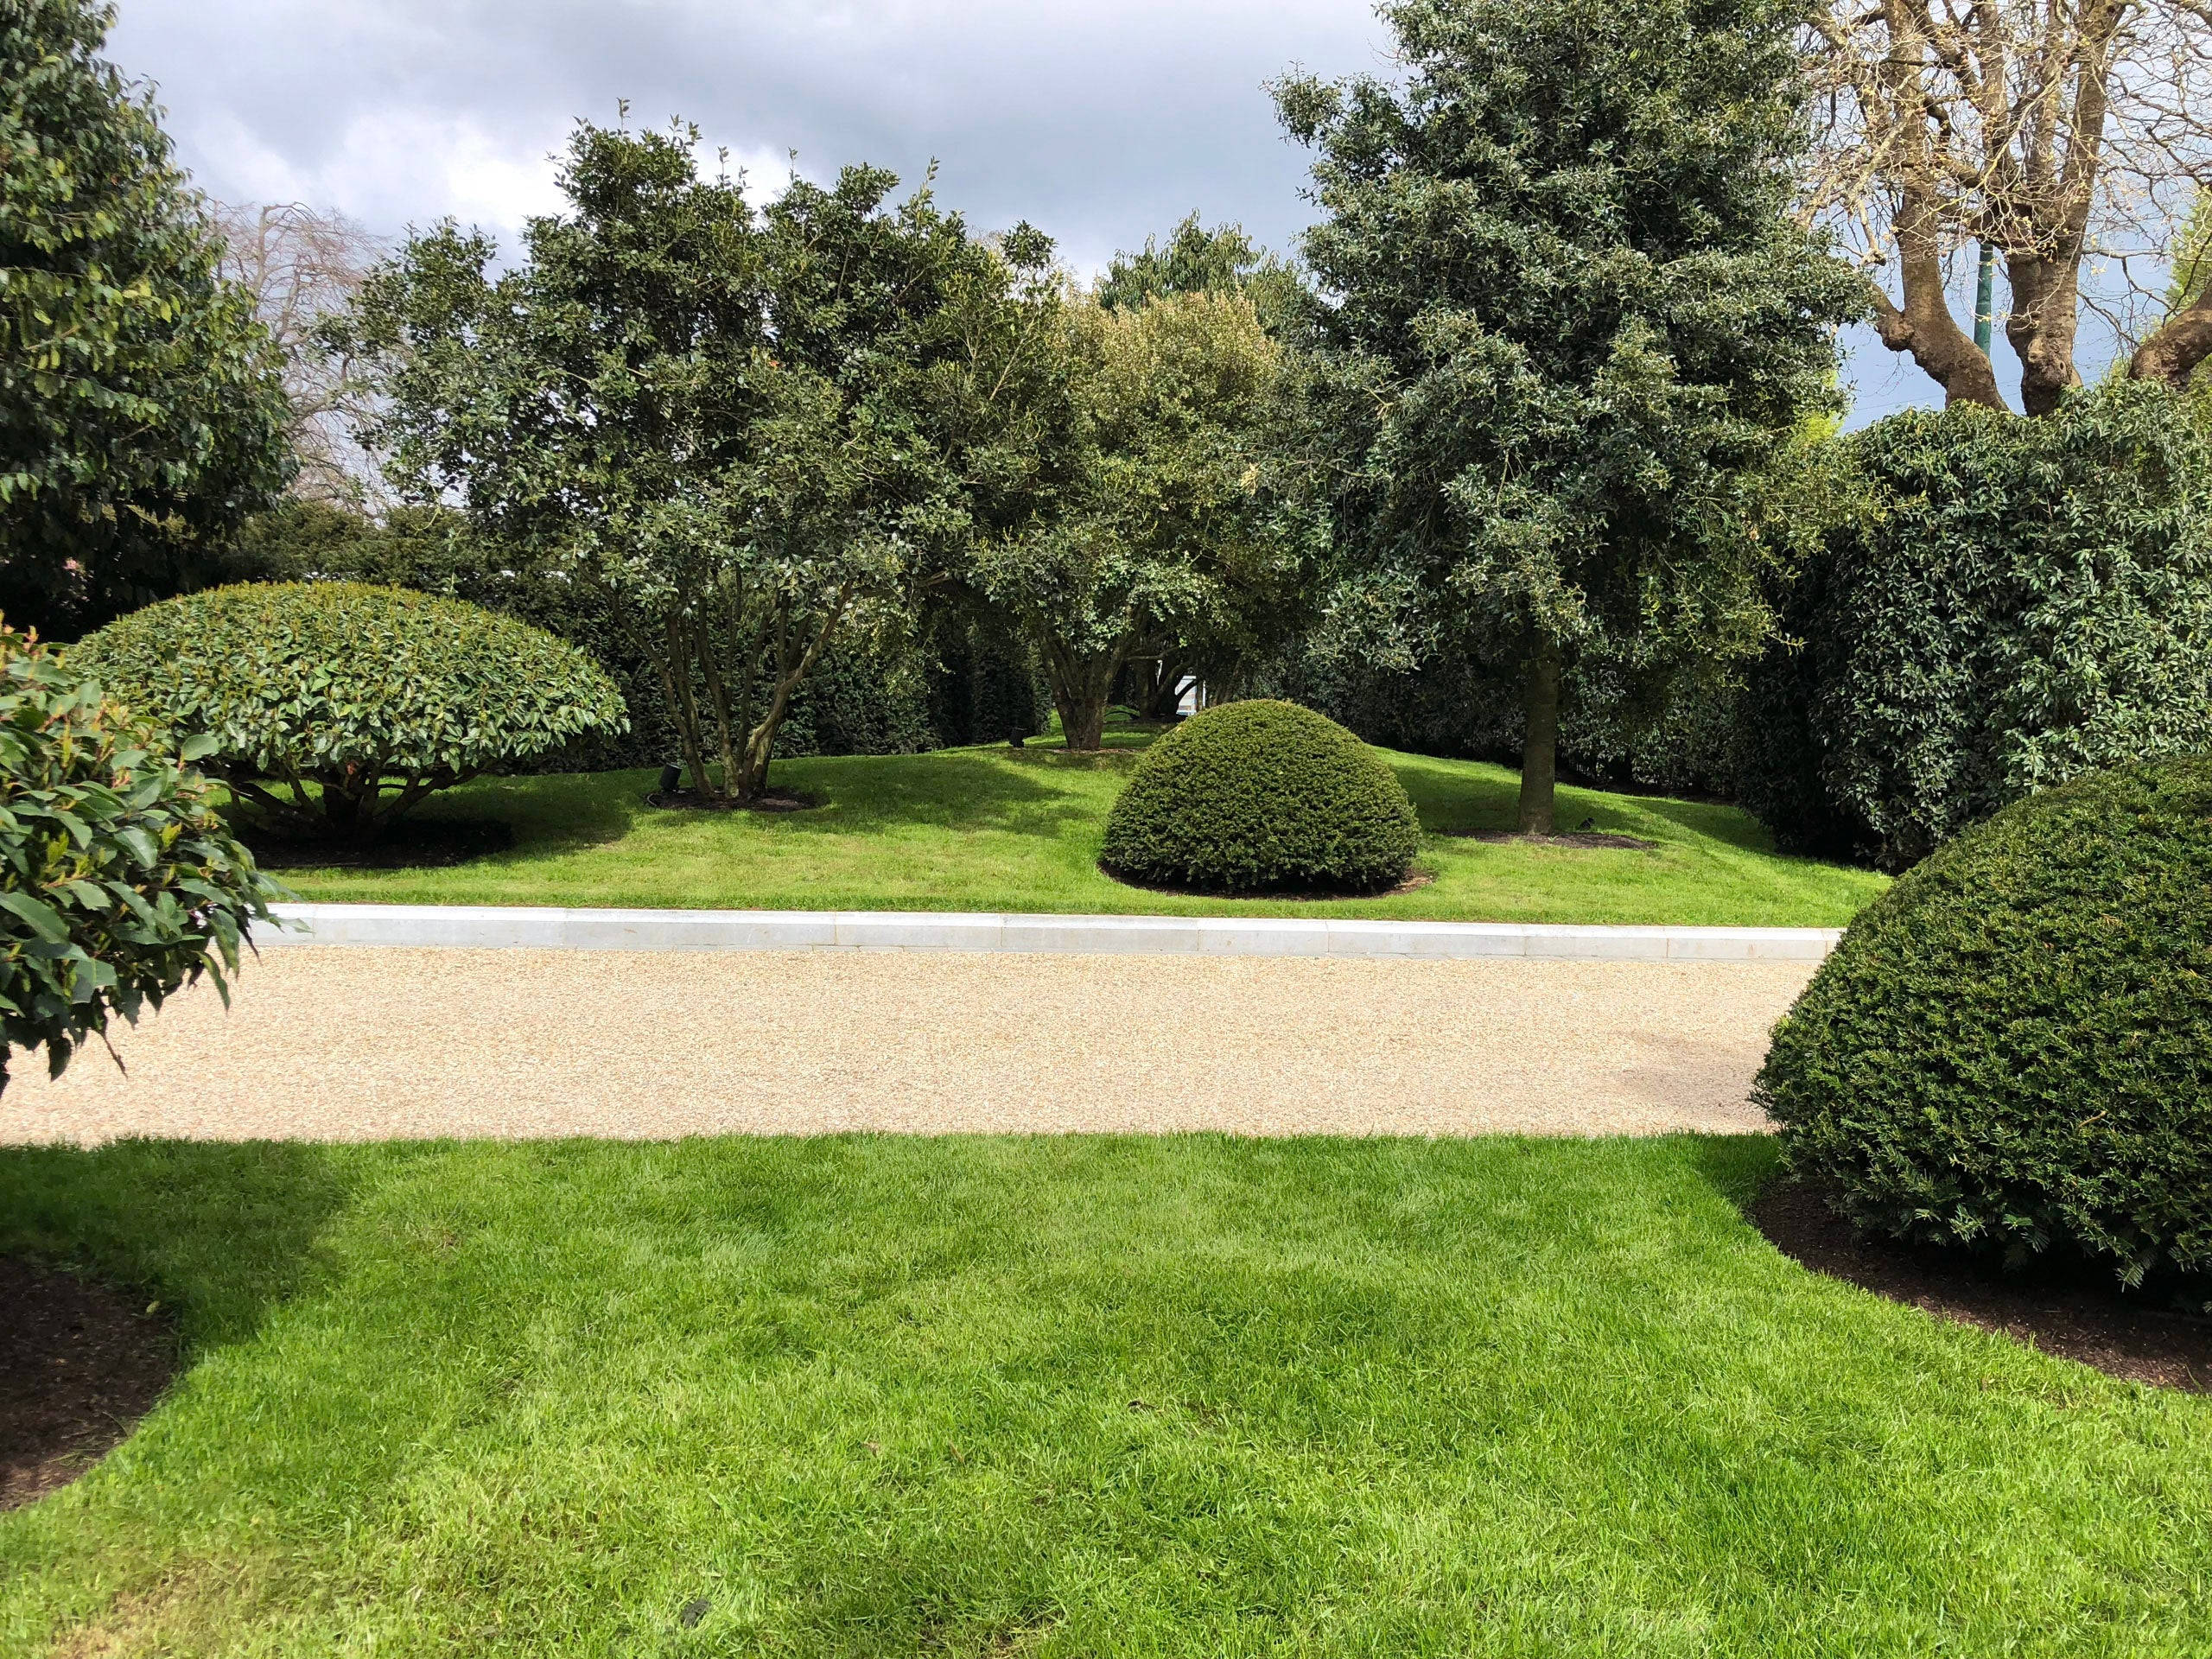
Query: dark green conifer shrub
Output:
[[1101, 700, 1420, 893], [1756, 757, 2212, 1303]]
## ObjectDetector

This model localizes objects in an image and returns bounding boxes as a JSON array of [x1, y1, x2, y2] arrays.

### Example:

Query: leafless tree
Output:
[[1802, 0, 2212, 413], [213, 202, 387, 502]]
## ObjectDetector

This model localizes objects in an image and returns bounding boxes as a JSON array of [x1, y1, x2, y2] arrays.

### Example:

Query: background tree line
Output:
[[13, 0, 2212, 855]]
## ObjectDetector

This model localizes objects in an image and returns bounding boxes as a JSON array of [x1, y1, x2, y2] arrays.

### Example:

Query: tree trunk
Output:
[[1053, 683, 1109, 752], [1039, 633, 1130, 753], [1516, 638, 1561, 836], [2005, 253, 2085, 417]]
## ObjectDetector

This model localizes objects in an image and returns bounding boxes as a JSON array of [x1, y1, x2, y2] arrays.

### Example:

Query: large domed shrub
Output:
[[72, 583, 627, 841], [1756, 756, 2212, 1301], [1101, 700, 1421, 893]]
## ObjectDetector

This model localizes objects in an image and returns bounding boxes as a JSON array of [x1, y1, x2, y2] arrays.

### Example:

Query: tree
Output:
[[1803, 0, 2212, 412], [0, 0, 291, 639], [976, 286, 1294, 750], [1277, 0, 1862, 833], [213, 201, 385, 506], [1095, 213, 1308, 335], [334, 120, 1066, 802]]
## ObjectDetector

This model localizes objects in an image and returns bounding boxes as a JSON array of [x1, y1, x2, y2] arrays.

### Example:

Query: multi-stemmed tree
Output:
[[335, 122, 1070, 802], [1276, 0, 1861, 833]]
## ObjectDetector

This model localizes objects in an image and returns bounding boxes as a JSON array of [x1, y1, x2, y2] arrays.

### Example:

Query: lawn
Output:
[[273, 728, 1887, 927], [2, 1135, 2205, 1656]]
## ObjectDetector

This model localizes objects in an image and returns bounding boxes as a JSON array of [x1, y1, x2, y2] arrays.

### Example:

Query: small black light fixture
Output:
[[658, 762, 683, 794]]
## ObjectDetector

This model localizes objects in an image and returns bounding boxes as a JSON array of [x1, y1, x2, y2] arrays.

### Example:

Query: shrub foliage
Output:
[[0, 622, 276, 1091], [72, 583, 628, 841], [1757, 757, 2212, 1302], [1738, 384, 2212, 868], [1102, 700, 1421, 893]]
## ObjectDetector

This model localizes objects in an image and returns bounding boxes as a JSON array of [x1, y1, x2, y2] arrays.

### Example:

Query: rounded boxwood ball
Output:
[[1755, 756, 2212, 1300], [1100, 700, 1421, 894]]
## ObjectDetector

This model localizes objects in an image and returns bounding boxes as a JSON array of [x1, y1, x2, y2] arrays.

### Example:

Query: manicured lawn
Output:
[[274, 728, 1887, 927], [2, 1135, 2204, 1656]]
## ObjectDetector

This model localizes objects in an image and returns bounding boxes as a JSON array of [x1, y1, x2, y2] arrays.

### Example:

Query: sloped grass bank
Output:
[[271, 735, 1885, 927], [3, 1135, 2205, 1656]]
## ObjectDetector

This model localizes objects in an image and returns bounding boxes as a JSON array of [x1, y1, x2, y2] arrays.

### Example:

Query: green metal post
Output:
[[1973, 241, 1996, 358]]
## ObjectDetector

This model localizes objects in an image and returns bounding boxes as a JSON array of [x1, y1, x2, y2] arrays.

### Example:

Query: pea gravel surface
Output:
[[0, 948, 1813, 1144]]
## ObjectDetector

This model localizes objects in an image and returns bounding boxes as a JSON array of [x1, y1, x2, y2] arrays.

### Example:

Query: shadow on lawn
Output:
[[777, 747, 1134, 841], [0, 1141, 356, 1358]]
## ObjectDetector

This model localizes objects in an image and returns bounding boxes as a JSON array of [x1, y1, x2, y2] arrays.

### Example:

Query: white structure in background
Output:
[[1175, 675, 1204, 715]]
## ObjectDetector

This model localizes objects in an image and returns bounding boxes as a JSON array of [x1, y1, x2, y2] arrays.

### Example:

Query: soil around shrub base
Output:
[[1097, 863, 1434, 902], [644, 789, 818, 813], [1, 1259, 178, 1509], [1751, 1180, 2211, 1392], [244, 817, 516, 870]]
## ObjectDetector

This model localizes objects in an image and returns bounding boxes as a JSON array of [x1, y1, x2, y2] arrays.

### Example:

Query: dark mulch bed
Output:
[[1439, 829, 1659, 851], [245, 818, 517, 870], [1751, 1180, 2212, 1392], [1, 1259, 178, 1510], [644, 789, 818, 814]]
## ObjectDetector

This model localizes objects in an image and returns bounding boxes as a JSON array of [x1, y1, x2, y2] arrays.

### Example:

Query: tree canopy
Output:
[[0, 0, 291, 639], [1276, 0, 1862, 831], [976, 285, 1296, 749], [333, 122, 1071, 801]]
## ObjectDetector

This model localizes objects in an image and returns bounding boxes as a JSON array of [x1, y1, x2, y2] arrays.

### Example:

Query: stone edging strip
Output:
[[251, 904, 1840, 963]]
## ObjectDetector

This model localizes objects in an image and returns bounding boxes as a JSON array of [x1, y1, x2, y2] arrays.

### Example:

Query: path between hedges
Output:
[[1, 949, 1811, 1143]]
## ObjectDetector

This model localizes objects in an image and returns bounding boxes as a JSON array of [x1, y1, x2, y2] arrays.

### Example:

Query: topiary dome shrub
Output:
[[1756, 756, 2212, 1304], [1, 621, 276, 1092], [71, 583, 627, 842], [1101, 700, 1421, 894]]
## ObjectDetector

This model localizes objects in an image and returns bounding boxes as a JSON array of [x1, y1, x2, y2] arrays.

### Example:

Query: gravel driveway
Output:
[[1, 948, 1812, 1144]]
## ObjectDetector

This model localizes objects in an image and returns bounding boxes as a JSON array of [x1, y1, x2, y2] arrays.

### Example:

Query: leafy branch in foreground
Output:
[[0, 621, 277, 1092]]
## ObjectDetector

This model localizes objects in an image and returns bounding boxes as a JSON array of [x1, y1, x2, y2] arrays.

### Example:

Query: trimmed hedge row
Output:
[[1738, 384, 2212, 868], [1758, 756, 2212, 1303], [1102, 699, 1420, 893]]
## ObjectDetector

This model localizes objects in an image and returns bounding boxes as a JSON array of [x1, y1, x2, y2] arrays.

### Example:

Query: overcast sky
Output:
[[110, 0, 1965, 423]]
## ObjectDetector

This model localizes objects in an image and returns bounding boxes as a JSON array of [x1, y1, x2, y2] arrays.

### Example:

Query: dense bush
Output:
[[1267, 643, 1741, 799], [231, 504, 1033, 766], [0, 622, 276, 1091], [72, 583, 628, 841], [1738, 384, 2212, 868], [1101, 699, 1421, 893], [1757, 758, 2212, 1304]]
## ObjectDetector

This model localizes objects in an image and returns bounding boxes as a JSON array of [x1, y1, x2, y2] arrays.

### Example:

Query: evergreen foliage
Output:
[[0, 622, 274, 1090], [1101, 699, 1420, 893], [0, 0, 291, 639], [1758, 758, 2212, 1306], [72, 584, 627, 841], [1275, 0, 1860, 832], [1737, 383, 2212, 868]]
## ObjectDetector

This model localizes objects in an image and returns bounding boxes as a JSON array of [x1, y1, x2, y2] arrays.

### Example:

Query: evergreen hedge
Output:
[[1756, 757, 2212, 1304], [1101, 700, 1421, 893], [1737, 384, 2212, 868], [0, 621, 275, 1090]]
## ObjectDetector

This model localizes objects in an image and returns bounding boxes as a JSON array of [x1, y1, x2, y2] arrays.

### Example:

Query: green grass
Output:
[[3, 1135, 2206, 1656], [275, 727, 1886, 926]]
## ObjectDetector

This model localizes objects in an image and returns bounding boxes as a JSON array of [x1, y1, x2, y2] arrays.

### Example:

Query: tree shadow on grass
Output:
[[0, 1140, 357, 1358], [767, 748, 1134, 841]]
